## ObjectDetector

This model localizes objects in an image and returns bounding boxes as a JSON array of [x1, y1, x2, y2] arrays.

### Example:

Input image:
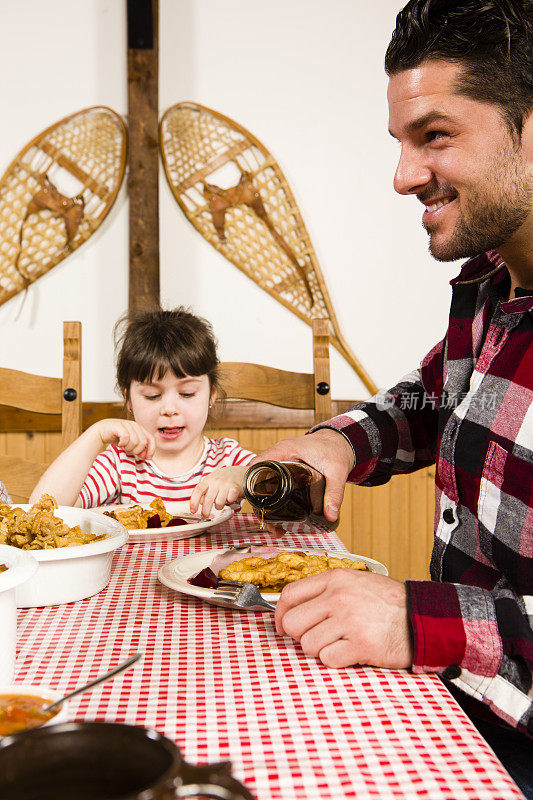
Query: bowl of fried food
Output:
[[0, 495, 128, 607]]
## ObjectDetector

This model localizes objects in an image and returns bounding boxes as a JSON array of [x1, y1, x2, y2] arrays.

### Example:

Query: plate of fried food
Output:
[[97, 498, 234, 542], [158, 544, 388, 608]]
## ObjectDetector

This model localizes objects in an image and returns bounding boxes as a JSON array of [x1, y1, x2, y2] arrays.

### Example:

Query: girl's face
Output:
[[128, 370, 214, 462]]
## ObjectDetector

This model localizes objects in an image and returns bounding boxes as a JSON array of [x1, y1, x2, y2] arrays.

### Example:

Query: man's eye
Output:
[[426, 130, 447, 142]]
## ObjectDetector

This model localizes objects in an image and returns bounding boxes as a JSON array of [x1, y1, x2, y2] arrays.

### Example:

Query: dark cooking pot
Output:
[[0, 721, 256, 800]]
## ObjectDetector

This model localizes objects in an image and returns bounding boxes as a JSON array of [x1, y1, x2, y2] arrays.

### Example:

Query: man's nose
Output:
[[393, 145, 432, 195]]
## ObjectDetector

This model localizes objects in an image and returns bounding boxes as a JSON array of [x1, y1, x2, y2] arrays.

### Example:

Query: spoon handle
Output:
[[44, 653, 142, 712]]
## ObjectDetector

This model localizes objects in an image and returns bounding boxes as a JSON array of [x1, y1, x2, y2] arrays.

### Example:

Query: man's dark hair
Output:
[[385, 0, 533, 136], [115, 306, 221, 399]]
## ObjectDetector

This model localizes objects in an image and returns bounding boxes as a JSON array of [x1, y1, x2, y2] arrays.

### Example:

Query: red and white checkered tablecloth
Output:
[[15, 514, 524, 800]]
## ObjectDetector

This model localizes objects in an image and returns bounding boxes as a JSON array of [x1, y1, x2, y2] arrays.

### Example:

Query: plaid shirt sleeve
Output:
[[406, 580, 533, 736], [311, 338, 445, 485]]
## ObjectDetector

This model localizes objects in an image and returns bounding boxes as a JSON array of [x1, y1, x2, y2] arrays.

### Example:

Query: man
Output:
[[256, 0, 533, 793]]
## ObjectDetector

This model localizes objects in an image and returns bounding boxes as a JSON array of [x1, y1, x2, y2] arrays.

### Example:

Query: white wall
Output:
[[0, 0, 460, 403]]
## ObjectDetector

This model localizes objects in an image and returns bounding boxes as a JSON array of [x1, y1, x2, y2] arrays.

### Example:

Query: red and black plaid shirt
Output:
[[317, 250, 533, 736]]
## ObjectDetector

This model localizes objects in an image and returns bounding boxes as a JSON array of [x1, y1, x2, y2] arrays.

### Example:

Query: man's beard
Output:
[[422, 146, 533, 262]]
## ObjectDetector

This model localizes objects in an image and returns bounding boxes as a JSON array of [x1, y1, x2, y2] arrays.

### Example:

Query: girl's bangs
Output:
[[144, 351, 211, 385]]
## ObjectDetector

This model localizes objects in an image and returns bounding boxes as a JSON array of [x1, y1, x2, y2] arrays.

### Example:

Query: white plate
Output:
[[95, 502, 234, 542], [158, 546, 388, 608]]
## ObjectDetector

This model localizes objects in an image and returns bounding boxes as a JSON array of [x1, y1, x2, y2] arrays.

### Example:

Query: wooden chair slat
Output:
[[312, 318, 332, 423], [218, 319, 332, 426], [0, 370, 62, 413], [61, 321, 82, 449], [220, 363, 315, 408]]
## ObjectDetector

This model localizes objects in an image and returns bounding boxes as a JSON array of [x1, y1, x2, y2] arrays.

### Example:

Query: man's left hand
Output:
[[275, 569, 413, 669]]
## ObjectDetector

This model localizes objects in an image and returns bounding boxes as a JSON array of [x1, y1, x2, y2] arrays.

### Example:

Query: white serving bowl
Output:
[[9, 506, 128, 608], [0, 546, 38, 683], [0, 683, 69, 736]]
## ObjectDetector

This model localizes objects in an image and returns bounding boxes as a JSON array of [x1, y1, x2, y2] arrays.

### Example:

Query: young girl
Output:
[[30, 308, 255, 516]]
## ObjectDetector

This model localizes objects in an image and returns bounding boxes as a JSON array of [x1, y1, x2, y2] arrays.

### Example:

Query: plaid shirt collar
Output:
[[451, 250, 533, 315]]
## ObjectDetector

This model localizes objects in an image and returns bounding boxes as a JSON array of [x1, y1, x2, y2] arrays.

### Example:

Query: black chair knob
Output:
[[316, 382, 330, 396], [63, 388, 78, 402]]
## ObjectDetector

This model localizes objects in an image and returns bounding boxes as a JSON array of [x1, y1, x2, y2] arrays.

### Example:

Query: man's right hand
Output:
[[250, 429, 355, 521]]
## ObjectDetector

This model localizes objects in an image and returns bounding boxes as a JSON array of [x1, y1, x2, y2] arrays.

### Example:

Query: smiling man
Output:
[[389, 63, 532, 269], [254, 0, 533, 794]]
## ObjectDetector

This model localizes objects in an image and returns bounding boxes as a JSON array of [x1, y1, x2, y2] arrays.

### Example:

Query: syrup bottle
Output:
[[243, 460, 338, 530]]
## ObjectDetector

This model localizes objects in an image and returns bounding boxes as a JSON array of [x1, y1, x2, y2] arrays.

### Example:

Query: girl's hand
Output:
[[96, 419, 156, 461], [30, 418, 155, 507], [190, 466, 247, 517]]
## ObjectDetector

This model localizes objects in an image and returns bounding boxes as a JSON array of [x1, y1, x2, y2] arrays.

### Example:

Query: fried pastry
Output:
[[104, 498, 185, 529], [0, 495, 104, 550], [219, 550, 368, 591]]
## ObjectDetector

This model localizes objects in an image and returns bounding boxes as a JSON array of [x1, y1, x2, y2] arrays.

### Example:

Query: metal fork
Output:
[[213, 580, 276, 612]]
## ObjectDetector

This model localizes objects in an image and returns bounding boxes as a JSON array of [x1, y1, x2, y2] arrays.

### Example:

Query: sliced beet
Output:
[[188, 567, 219, 589], [146, 514, 162, 528], [165, 516, 190, 527]]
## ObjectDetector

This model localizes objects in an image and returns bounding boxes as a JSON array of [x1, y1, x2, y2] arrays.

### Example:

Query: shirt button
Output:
[[442, 664, 461, 680], [443, 508, 455, 524]]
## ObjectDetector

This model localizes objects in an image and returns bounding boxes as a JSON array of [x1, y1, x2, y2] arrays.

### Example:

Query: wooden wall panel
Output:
[[0, 426, 434, 582]]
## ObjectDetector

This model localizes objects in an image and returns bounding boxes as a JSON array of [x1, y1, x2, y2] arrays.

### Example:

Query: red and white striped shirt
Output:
[[79, 437, 255, 508]]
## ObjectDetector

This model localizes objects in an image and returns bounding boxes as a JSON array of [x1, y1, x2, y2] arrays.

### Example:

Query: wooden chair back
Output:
[[0, 321, 82, 502], [217, 319, 332, 425]]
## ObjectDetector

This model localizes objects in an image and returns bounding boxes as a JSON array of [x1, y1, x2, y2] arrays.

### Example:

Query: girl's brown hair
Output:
[[115, 307, 222, 399]]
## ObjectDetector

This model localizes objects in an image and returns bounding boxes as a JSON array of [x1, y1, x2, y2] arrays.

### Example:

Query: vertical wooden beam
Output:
[[127, 0, 160, 311]]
